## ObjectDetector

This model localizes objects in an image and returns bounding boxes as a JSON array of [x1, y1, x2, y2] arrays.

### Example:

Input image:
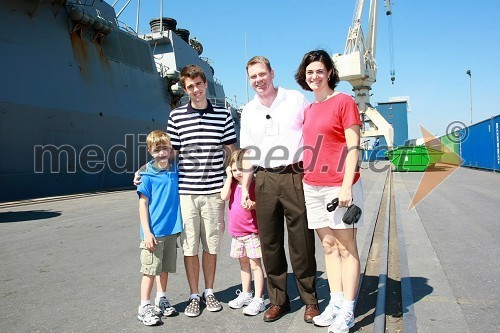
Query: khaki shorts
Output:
[[179, 193, 225, 256], [303, 179, 364, 230], [139, 234, 178, 276]]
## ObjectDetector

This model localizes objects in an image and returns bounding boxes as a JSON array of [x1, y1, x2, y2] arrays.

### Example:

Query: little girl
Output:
[[221, 149, 265, 316]]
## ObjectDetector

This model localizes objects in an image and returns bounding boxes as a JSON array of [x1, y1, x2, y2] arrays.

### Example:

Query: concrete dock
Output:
[[0, 163, 498, 332]]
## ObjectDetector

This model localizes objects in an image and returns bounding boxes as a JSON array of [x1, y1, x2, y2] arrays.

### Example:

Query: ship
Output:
[[0, 0, 237, 202]]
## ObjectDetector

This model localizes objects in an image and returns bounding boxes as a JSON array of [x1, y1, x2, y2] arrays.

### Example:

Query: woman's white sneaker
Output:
[[313, 301, 340, 327], [328, 310, 354, 333]]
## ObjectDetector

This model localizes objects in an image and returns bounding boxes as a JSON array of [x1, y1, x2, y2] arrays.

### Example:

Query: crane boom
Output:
[[333, 0, 394, 149], [344, 0, 365, 55], [366, 0, 378, 58]]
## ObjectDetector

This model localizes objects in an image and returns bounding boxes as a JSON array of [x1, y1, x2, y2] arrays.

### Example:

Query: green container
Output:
[[439, 133, 461, 165], [386, 146, 444, 172]]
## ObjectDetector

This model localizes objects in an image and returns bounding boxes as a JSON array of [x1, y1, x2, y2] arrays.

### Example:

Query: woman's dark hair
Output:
[[295, 50, 339, 91]]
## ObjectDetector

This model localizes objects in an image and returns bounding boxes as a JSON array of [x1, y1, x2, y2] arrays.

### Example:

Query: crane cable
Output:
[[387, 5, 396, 84]]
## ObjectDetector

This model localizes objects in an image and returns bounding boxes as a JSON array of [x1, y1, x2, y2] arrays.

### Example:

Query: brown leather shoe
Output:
[[263, 301, 291, 322], [304, 303, 320, 323]]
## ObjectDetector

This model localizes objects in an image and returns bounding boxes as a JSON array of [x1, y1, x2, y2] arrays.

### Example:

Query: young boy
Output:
[[136, 130, 183, 326]]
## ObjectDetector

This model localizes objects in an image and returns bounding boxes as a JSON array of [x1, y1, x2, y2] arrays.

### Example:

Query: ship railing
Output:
[[210, 97, 243, 115], [179, 97, 227, 108], [115, 19, 138, 36], [178, 96, 240, 110], [200, 56, 213, 64], [208, 97, 228, 108], [114, 16, 157, 37]]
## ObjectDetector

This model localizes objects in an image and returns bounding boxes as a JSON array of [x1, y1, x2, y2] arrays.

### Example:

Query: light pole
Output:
[[466, 69, 472, 124]]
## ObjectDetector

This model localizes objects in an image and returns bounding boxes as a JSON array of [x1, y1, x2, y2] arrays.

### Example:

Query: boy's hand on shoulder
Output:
[[133, 170, 142, 186], [144, 233, 158, 251], [133, 164, 148, 186]]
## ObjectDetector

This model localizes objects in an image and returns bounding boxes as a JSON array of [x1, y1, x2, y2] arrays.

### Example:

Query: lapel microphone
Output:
[[265, 114, 271, 119]]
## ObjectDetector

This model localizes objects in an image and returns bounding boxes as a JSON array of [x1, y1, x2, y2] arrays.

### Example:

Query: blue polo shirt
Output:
[[137, 161, 182, 240]]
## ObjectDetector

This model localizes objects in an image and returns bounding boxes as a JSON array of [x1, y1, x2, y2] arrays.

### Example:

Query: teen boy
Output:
[[168, 65, 237, 316]]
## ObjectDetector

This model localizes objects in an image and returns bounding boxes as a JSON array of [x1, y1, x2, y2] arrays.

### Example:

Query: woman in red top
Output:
[[295, 50, 363, 333]]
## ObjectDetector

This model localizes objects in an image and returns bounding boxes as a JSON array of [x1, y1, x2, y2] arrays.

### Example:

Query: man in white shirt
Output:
[[240, 56, 319, 323]]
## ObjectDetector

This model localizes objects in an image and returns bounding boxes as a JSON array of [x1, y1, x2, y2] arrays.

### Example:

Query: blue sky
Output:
[[117, 0, 500, 139]]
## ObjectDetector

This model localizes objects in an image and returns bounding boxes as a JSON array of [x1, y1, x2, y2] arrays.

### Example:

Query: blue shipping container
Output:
[[494, 116, 500, 171], [460, 115, 499, 171]]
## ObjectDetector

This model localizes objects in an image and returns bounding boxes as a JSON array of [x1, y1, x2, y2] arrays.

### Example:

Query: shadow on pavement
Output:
[[353, 275, 433, 331], [0, 210, 61, 223]]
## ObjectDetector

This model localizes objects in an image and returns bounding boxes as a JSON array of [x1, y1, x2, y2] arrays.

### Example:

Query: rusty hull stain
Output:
[[69, 30, 89, 78]]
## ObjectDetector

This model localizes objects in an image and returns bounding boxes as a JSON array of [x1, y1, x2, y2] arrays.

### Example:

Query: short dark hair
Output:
[[295, 50, 339, 91], [246, 56, 272, 73], [179, 64, 207, 88]]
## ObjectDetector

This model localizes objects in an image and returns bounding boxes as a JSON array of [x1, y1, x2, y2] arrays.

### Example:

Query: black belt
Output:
[[256, 162, 303, 174]]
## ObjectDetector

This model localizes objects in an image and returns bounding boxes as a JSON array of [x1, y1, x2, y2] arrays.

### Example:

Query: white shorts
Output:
[[303, 180, 364, 230]]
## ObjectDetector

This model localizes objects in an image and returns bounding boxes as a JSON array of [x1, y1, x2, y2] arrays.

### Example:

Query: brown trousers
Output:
[[254, 170, 317, 305]]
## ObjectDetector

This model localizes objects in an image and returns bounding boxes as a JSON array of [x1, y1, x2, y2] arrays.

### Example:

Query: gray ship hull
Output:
[[0, 0, 230, 201]]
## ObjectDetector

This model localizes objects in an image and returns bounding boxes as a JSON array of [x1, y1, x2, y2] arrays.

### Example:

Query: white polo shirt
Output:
[[240, 87, 309, 168]]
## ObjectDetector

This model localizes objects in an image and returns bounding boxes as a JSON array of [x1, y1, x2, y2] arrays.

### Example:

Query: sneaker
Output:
[[202, 293, 223, 312], [137, 304, 161, 326], [313, 301, 340, 327], [228, 290, 253, 309], [242, 298, 265, 316], [155, 296, 178, 317], [328, 311, 355, 333], [184, 297, 201, 317]]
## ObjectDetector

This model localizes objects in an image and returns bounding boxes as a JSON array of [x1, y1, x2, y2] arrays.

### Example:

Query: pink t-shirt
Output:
[[228, 181, 258, 237], [302, 93, 362, 186]]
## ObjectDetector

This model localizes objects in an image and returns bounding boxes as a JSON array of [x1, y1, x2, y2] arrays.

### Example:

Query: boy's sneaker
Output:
[[184, 297, 201, 317], [137, 304, 161, 326], [242, 298, 265, 316], [155, 296, 178, 317], [228, 290, 253, 309], [202, 293, 223, 312], [328, 310, 355, 333], [313, 301, 340, 327]]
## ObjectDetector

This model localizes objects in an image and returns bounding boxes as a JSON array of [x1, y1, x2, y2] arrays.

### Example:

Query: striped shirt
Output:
[[167, 100, 237, 195]]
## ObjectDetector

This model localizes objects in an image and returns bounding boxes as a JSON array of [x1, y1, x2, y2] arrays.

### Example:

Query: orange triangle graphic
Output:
[[408, 125, 461, 209]]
